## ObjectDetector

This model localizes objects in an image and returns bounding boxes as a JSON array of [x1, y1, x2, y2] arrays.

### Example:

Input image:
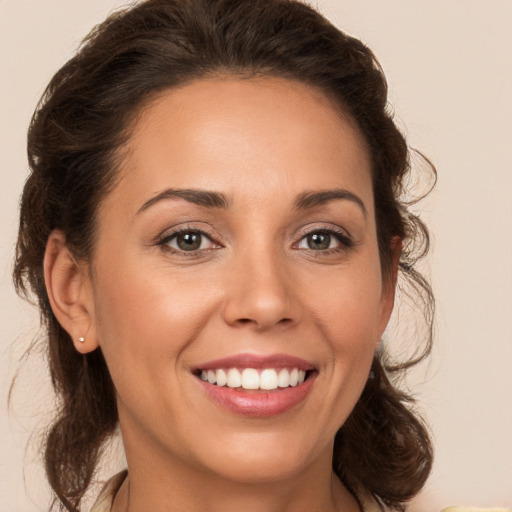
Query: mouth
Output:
[[194, 367, 313, 392], [192, 354, 317, 417]]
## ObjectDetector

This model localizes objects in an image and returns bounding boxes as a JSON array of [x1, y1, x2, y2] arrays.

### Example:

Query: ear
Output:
[[377, 236, 402, 338], [44, 230, 99, 354]]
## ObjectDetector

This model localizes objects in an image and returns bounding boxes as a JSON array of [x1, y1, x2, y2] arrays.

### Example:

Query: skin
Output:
[[45, 77, 397, 512]]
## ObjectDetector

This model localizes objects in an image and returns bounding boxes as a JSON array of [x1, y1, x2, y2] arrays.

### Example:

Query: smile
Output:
[[193, 353, 317, 417], [200, 367, 307, 390]]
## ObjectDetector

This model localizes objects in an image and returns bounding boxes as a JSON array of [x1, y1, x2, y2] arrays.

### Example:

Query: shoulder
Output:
[[90, 470, 128, 512]]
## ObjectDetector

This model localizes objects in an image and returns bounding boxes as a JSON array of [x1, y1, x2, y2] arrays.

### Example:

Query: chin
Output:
[[195, 431, 329, 485]]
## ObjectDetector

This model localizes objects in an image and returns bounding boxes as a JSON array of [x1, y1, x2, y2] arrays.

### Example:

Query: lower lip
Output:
[[197, 373, 316, 417]]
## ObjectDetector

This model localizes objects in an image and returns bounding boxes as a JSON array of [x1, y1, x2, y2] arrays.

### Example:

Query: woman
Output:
[[13, 0, 434, 511]]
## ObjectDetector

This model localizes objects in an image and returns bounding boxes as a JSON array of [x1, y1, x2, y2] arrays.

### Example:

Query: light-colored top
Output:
[[90, 470, 384, 512], [91, 471, 127, 512], [441, 509, 511, 512]]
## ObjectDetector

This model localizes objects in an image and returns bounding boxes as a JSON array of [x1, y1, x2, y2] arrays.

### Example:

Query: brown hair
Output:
[[13, 0, 434, 510]]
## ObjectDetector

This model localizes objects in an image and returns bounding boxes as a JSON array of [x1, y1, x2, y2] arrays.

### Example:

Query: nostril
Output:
[[237, 318, 253, 325], [234, 317, 293, 329]]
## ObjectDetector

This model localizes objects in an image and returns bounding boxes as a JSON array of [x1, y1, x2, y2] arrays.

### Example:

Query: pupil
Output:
[[308, 233, 330, 250], [177, 232, 201, 251]]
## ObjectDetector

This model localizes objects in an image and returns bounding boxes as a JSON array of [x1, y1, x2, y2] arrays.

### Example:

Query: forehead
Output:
[[107, 77, 373, 216]]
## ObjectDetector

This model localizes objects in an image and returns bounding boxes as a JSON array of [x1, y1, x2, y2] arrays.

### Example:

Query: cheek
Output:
[[293, 262, 384, 432], [306, 260, 384, 345], [323, 289, 382, 375], [90, 257, 219, 385], [305, 257, 384, 389]]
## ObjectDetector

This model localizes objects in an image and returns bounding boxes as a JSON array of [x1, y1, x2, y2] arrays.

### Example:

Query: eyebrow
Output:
[[137, 188, 230, 214], [136, 187, 367, 217], [294, 189, 367, 217]]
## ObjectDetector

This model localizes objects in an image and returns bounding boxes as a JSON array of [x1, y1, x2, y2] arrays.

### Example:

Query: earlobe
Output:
[[44, 230, 99, 354]]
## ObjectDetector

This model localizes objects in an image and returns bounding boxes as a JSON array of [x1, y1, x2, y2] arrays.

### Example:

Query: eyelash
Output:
[[294, 225, 354, 254], [157, 225, 354, 256], [157, 226, 221, 256]]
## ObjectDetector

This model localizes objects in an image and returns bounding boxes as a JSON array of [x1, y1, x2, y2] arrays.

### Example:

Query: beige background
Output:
[[1, 1, 511, 511]]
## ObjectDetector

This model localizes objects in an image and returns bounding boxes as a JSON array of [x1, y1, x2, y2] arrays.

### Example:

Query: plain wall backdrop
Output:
[[1, 1, 511, 511]]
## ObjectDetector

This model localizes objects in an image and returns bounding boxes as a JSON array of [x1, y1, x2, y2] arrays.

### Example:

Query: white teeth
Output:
[[216, 369, 227, 387], [277, 368, 290, 388], [241, 368, 260, 389], [260, 369, 278, 390], [227, 368, 242, 388], [200, 367, 308, 390]]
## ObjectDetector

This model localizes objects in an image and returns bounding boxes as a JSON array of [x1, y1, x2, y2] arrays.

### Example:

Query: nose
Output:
[[222, 247, 299, 331]]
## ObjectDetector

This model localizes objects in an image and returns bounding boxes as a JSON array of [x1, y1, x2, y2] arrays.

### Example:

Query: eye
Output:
[[296, 229, 352, 251], [160, 229, 219, 252]]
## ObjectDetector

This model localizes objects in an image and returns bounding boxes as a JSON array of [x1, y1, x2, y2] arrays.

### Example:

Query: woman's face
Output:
[[86, 77, 395, 483]]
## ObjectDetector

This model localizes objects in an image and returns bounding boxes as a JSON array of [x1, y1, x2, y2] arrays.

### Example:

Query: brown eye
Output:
[[298, 231, 341, 251], [162, 230, 218, 252], [307, 233, 331, 250], [176, 232, 202, 251]]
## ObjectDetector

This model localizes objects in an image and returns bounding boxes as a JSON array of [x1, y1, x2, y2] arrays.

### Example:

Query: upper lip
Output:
[[194, 353, 316, 372]]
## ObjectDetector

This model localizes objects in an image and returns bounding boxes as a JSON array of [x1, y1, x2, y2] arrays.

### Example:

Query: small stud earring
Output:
[[78, 337, 85, 343]]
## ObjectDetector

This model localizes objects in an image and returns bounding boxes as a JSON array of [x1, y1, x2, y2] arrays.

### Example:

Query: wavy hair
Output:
[[13, 0, 435, 510]]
